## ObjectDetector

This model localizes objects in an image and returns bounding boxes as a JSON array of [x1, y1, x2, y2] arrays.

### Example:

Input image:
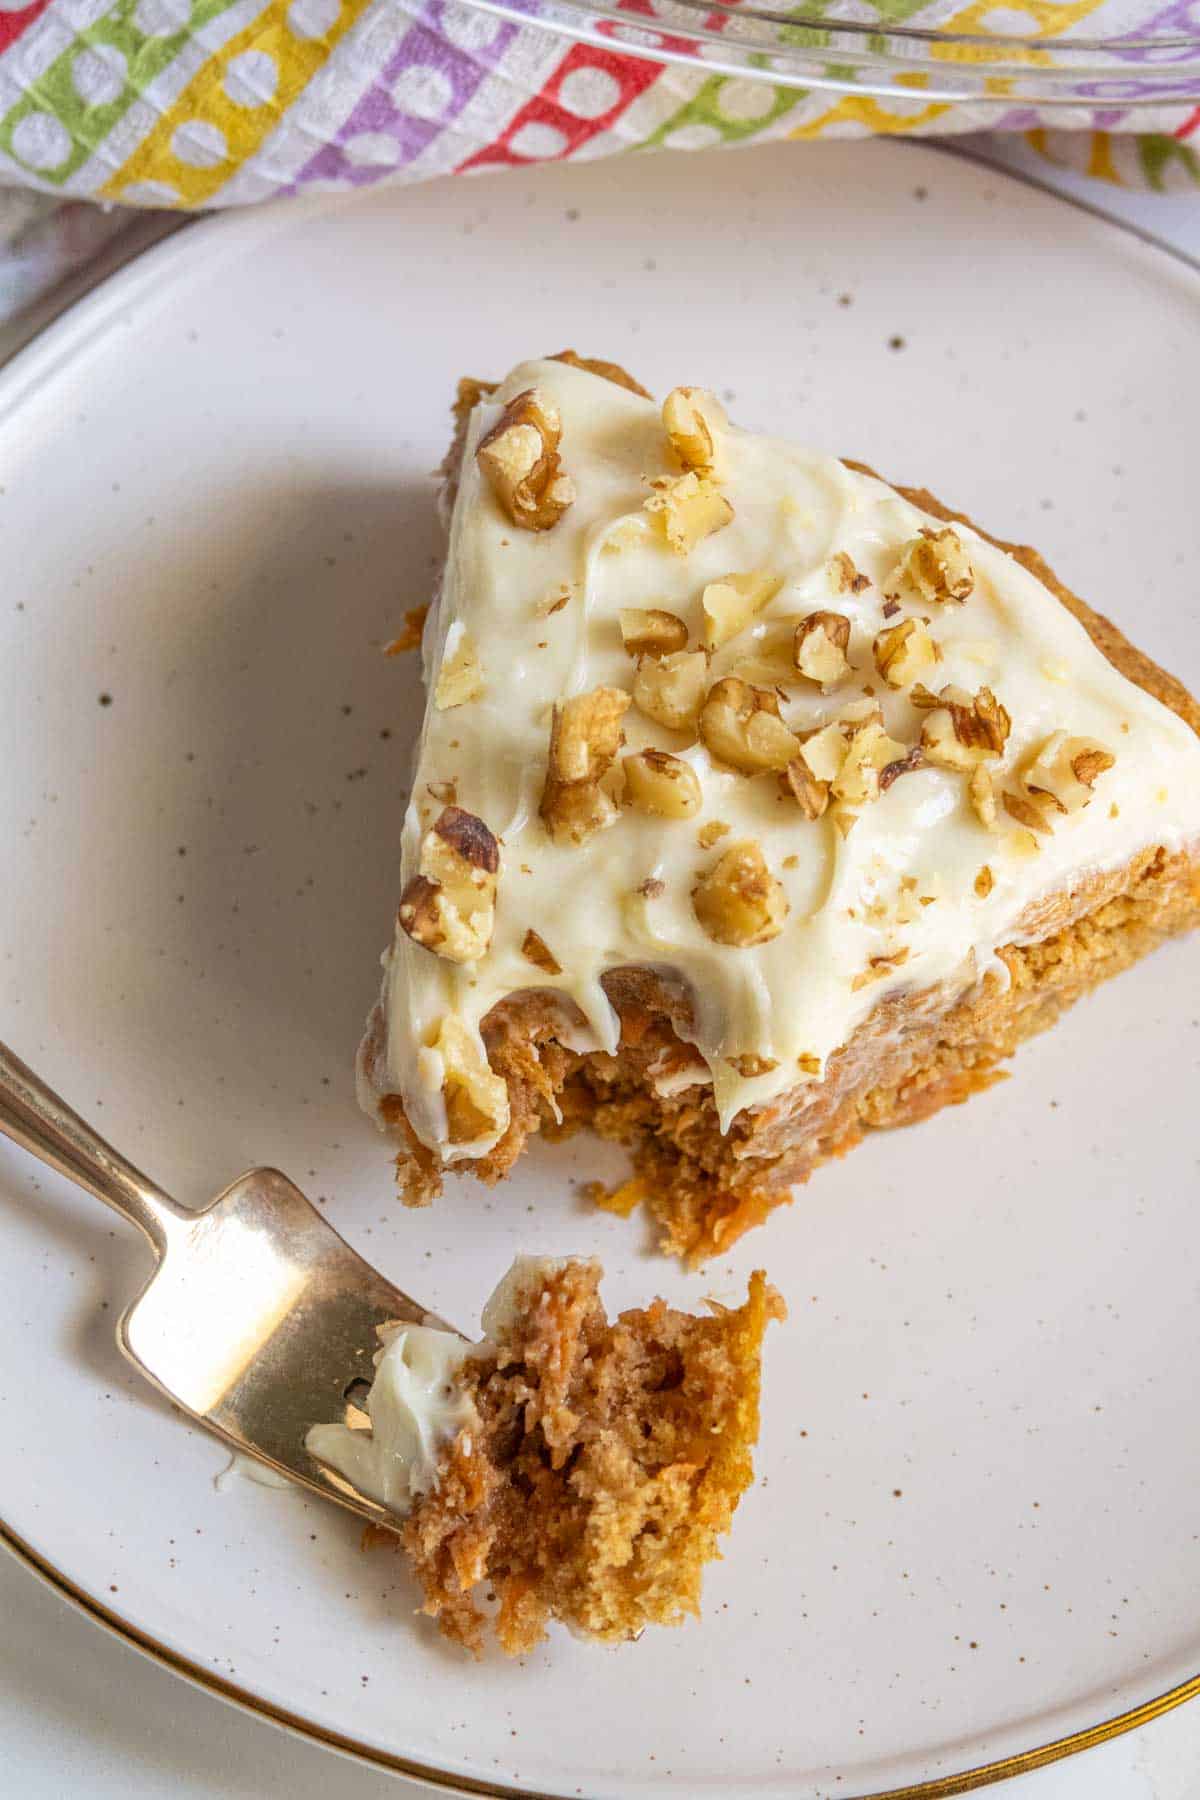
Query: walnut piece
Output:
[[623, 748, 702, 819], [793, 611, 853, 689], [831, 718, 910, 807], [662, 386, 726, 477], [779, 758, 830, 819], [851, 947, 910, 991], [1023, 732, 1116, 815], [476, 388, 574, 532], [398, 806, 499, 963], [873, 617, 938, 689], [697, 819, 731, 848], [799, 721, 849, 783], [1002, 789, 1054, 835], [536, 583, 574, 618], [829, 551, 869, 595], [699, 676, 801, 775], [885, 526, 974, 607], [727, 1052, 778, 1078], [645, 472, 733, 555], [433, 1016, 509, 1145], [692, 841, 788, 947], [919, 685, 1011, 771], [540, 686, 631, 846], [701, 569, 782, 652], [551, 350, 651, 398], [878, 744, 926, 791], [521, 929, 562, 975], [434, 622, 484, 710], [969, 765, 998, 828], [632, 648, 708, 732], [619, 607, 688, 659]]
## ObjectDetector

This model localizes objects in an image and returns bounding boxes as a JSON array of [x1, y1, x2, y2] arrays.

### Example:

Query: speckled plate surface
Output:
[[2, 141, 1200, 1800]]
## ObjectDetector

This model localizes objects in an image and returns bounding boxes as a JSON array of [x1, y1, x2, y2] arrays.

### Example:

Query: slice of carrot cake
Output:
[[358, 354, 1200, 1262], [307, 1258, 783, 1653]]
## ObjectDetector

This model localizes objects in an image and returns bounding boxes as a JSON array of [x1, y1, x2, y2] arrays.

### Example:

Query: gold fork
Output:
[[0, 1038, 443, 1528]]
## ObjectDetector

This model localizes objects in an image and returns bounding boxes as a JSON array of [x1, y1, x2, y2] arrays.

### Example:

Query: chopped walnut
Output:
[[632, 648, 708, 732], [1022, 732, 1116, 815], [727, 1052, 779, 1078], [793, 611, 853, 689], [645, 472, 733, 555], [829, 551, 869, 595], [1072, 745, 1117, 788], [619, 607, 688, 659], [623, 748, 702, 819], [434, 1017, 508, 1145], [535, 583, 573, 618], [878, 744, 926, 791], [851, 947, 910, 991], [796, 1052, 821, 1076], [969, 765, 998, 828], [974, 865, 994, 898], [398, 806, 499, 963], [701, 569, 782, 652], [551, 350, 651, 398], [521, 929, 562, 975], [476, 388, 575, 532], [779, 758, 830, 819], [799, 721, 850, 784], [873, 617, 938, 689], [1002, 789, 1053, 836], [540, 686, 631, 846], [892, 876, 924, 926], [919, 685, 1011, 772], [637, 876, 666, 899], [692, 841, 788, 947], [662, 386, 726, 477], [434, 622, 484, 710], [885, 526, 974, 607], [831, 718, 910, 807], [699, 676, 801, 775], [697, 819, 731, 848]]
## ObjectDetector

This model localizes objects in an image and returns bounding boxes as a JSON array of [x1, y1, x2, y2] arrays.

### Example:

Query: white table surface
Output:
[[4, 135, 1200, 1800]]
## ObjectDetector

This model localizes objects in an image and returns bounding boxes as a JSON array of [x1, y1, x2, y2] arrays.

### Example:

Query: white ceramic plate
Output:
[[2, 141, 1199, 1800]]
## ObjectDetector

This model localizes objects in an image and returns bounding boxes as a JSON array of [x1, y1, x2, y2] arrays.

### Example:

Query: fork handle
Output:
[[0, 1039, 189, 1256]]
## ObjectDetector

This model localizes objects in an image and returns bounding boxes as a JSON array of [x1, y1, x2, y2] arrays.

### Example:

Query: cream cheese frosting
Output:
[[306, 1322, 476, 1516], [360, 357, 1200, 1163], [305, 1258, 568, 1515]]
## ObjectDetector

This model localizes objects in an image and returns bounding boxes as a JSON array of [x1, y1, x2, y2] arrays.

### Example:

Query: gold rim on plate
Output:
[[3, 145, 1200, 1800], [6, 1515, 1200, 1799]]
